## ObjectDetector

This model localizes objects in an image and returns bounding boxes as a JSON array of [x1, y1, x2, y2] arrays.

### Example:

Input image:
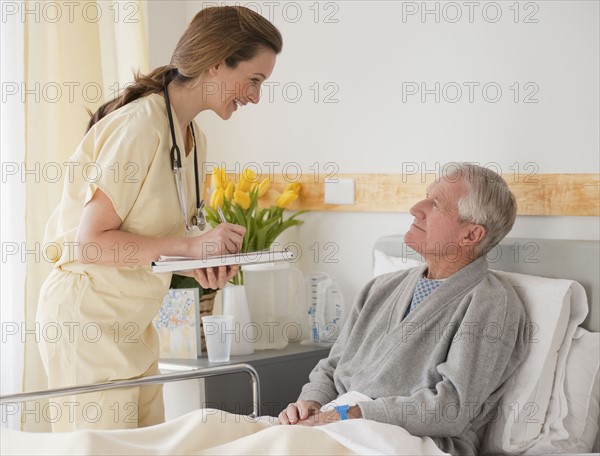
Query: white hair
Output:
[[444, 163, 517, 257]]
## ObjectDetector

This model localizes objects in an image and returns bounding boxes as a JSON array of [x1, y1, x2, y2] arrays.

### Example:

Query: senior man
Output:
[[279, 163, 528, 456]]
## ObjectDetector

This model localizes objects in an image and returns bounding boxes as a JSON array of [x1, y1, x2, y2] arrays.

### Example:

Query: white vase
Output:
[[222, 284, 255, 355]]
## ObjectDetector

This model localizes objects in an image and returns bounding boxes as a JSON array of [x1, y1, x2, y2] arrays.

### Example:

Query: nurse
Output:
[[36, 6, 282, 431]]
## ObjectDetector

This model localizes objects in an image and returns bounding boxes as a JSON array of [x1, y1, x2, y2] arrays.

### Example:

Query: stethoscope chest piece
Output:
[[192, 205, 206, 231]]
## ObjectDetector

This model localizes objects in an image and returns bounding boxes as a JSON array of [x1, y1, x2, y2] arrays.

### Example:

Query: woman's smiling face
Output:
[[202, 47, 277, 120]]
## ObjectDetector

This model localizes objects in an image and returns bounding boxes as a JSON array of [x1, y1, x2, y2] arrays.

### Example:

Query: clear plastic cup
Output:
[[201, 315, 234, 362]]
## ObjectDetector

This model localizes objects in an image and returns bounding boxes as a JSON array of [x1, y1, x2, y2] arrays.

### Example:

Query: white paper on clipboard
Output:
[[151, 249, 295, 273]]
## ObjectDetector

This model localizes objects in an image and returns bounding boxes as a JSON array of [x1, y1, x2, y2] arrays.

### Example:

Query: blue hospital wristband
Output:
[[334, 405, 350, 420]]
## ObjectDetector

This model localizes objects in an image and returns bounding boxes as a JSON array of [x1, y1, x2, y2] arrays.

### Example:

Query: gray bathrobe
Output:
[[298, 255, 528, 455]]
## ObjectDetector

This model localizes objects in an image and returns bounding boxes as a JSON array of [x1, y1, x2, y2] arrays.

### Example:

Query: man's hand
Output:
[[296, 409, 339, 427], [278, 400, 321, 425], [297, 405, 363, 427], [279, 402, 363, 426]]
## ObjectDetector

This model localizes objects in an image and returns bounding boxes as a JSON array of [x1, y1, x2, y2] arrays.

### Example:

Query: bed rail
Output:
[[0, 363, 261, 418]]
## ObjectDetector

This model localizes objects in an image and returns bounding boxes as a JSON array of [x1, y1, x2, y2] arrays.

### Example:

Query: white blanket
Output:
[[1, 408, 447, 455]]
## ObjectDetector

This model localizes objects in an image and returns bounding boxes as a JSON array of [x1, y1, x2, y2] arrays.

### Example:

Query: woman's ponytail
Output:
[[86, 65, 173, 132]]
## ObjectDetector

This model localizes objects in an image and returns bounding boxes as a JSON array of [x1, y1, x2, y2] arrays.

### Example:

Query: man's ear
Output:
[[462, 224, 486, 246]]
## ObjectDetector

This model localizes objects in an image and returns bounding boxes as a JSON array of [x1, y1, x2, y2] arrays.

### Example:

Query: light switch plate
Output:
[[324, 178, 355, 205]]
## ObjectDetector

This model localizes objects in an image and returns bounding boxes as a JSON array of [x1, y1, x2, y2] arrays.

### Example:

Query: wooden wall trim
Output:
[[202, 173, 600, 216]]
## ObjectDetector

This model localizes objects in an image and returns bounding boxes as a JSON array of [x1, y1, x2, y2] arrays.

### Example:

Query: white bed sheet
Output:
[[1, 408, 448, 456]]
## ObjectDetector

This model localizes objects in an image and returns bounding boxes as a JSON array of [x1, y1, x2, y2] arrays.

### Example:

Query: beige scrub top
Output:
[[41, 93, 206, 380]]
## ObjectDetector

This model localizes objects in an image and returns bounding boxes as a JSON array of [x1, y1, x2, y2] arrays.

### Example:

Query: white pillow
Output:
[[372, 249, 422, 277], [562, 328, 600, 452], [482, 272, 589, 454], [521, 327, 600, 454], [553, 327, 599, 453]]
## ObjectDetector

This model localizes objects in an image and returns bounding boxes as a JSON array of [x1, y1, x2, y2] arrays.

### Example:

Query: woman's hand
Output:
[[191, 265, 239, 289], [185, 222, 246, 289], [189, 223, 246, 258], [278, 400, 321, 425]]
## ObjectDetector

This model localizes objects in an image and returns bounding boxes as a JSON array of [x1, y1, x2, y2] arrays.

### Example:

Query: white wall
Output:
[[147, 0, 599, 318]]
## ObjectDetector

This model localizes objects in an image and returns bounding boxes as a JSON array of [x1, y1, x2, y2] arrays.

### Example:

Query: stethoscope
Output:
[[163, 83, 206, 232]]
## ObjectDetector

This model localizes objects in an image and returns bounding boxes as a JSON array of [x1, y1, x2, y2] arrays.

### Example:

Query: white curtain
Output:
[[0, 10, 27, 431], [0, 0, 149, 431]]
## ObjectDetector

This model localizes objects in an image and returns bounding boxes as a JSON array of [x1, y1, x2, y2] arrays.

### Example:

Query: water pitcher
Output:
[[243, 262, 305, 349]]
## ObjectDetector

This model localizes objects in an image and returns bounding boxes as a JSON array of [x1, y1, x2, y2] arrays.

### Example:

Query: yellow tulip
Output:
[[284, 182, 301, 195], [276, 190, 299, 209], [211, 167, 228, 190], [237, 168, 256, 192], [233, 190, 251, 210], [210, 188, 224, 209], [224, 181, 234, 200], [256, 178, 270, 198]]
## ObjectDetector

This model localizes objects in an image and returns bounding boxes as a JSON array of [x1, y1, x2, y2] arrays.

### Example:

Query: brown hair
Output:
[[87, 6, 282, 131]]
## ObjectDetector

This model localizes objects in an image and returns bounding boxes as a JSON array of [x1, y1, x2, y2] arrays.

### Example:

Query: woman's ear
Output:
[[207, 61, 224, 78]]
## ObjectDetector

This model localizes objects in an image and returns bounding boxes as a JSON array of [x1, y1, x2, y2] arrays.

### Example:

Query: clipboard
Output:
[[151, 249, 295, 273]]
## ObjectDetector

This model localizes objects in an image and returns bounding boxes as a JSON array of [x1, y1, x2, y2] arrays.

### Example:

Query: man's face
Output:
[[404, 177, 471, 261]]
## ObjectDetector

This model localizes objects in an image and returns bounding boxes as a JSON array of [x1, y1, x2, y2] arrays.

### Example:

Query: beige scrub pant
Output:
[[36, 267, 165, 432]]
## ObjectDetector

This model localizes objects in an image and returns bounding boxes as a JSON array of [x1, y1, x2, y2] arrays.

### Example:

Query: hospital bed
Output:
[[1, 236, 599, 455]]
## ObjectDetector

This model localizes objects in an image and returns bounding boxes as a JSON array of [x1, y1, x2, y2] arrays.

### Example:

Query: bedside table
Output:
[[161, 343, 331, 417]]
